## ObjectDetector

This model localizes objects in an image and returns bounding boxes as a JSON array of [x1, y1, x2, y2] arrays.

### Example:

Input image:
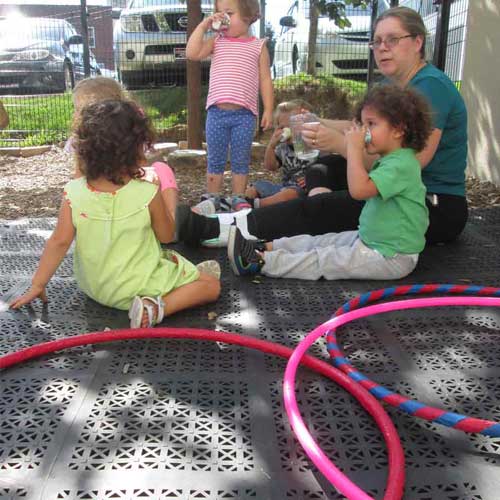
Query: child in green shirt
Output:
[[11, 100, 220, 327], [228, 85, 433, 280]]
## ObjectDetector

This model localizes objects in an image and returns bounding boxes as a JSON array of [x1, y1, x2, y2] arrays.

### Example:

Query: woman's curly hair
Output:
[[73, 99, 156, 185], [355, 84, 433, 152]]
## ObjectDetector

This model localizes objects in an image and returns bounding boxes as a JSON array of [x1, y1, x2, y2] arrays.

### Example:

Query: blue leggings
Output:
[[205, 106, 256, 175]]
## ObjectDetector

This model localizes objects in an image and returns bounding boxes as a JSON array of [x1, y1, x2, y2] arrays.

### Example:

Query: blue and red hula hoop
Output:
[[327, 284, 500, 437]]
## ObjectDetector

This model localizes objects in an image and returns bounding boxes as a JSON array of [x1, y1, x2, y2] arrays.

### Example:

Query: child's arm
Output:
[[149, 189, 175, 244], [0, 100, 9, 129], [345, 124, 378, 201], [10, 199, 75, 309], [186, 14, 219, 61], [259, 44, 274, 130], [263, 128, 283, 171]]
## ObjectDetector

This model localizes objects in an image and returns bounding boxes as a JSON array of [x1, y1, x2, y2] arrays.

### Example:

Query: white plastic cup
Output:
[[289, 112, 320, 160]]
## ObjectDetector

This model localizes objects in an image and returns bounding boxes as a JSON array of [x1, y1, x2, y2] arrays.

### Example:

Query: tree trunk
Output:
[[187, 0, 203, 149], [307, 0, 319, 76]]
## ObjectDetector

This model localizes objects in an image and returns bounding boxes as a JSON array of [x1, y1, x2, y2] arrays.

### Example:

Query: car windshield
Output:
[[0, 20, 64, 43], [129, 0, 211, 7]]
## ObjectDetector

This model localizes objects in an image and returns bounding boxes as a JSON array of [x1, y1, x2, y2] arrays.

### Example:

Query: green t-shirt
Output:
[[410, 64, 467, 196], [359, 148, 429, 257]]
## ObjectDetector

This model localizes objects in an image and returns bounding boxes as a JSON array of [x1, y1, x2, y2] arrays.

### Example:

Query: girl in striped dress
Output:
[[186, 0, 274, 211]]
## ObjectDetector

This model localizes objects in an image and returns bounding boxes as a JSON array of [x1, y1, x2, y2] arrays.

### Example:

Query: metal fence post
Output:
[[367, 0, 378, 85], [187, 0, 203, 149], [432, 0, 452, 71], [80, 0, 91, 77]]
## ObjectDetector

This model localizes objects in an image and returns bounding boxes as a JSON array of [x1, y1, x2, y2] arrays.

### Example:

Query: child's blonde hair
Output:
[[274, 99, 313, 126], [73, 77, 127, 112], [215, 0, 260, 24]]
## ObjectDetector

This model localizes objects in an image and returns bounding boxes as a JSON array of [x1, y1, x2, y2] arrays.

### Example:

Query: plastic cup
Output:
[[289, 112, 320, 160]]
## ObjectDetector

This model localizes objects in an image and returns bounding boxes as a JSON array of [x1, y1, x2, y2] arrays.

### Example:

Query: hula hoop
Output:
[[327, 285, 500, 437], [284, 296, 500, 500], [0, 327, 405, 500]]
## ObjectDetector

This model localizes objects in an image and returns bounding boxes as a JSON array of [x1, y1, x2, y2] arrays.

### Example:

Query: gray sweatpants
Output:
[[262, 231, 418, 281]]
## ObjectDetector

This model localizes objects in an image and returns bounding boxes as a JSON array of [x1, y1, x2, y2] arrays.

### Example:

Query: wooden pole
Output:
[[187, 0, 203, 149]]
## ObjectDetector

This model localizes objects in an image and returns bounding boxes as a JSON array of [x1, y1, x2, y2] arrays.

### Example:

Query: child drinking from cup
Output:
[[227, 85, 433, 281], [245, 99, 319, 208], [186, 0, 274, 212]]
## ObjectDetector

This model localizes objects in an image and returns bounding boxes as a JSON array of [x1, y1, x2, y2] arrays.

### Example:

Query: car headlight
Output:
[[121, 14, 143, 32], [12, 49, 51, 61]]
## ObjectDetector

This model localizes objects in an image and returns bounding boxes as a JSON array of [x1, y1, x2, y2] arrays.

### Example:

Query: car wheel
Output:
[[63, 63, 74, 91], [292, 46, 301, 74]]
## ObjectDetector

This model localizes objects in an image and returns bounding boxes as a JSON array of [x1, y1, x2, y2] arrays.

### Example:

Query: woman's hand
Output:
[[10, 283, 47, 309], [302, 122, 343, 154], [345, 123, 367, 151]]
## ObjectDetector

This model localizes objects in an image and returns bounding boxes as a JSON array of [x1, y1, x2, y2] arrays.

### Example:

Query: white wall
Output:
[[461, 0, 500, 184]]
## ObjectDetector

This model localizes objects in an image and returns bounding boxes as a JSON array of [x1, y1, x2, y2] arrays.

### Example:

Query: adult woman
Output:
[[178, 7, 468, 247]]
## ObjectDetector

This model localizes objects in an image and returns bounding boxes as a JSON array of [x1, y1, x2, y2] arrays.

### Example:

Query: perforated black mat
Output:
[[1, 209, 500, 500]]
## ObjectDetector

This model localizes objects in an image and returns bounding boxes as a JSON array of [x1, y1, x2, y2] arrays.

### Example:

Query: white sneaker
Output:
[[192, 199, 216, 216]]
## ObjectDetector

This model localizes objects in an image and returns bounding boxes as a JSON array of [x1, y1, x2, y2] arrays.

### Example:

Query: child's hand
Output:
[[270, 126, 284, 145], [261, 110, 273, 131], [345, 123, 367, 150], [10, 283, 47, 309], [205, 12, 227, 31]]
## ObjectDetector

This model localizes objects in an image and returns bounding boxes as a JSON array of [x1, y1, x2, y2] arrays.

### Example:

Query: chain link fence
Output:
[[0, 0, 468, 147]]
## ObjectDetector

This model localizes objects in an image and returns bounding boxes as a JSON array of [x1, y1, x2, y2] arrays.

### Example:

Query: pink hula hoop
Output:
[[0, 327, 405, 500], [284, 296, 500, 500]]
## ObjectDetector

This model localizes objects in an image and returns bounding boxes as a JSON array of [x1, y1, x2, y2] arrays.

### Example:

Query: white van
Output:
[[272, 0, 391, 79]]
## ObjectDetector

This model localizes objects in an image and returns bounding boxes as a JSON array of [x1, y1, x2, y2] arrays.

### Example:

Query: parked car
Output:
[[400, 0, 468, 82], [0, 17, 101, 94], [113, 0, 213, 88], [273, 0, 391, 79]]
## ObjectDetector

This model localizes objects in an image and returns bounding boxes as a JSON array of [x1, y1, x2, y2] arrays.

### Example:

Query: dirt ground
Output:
[[0, 146, 499, 220]]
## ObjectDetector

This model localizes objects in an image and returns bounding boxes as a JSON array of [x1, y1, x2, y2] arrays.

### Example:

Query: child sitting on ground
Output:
[[11, 100, 220, 328], [67, 77, 178, 222], [245, 99, 317, 208], [227, 84, 432, 281]]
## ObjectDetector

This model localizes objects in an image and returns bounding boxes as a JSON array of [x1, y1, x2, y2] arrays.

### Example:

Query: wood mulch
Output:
[[0, 146, 498, 220]]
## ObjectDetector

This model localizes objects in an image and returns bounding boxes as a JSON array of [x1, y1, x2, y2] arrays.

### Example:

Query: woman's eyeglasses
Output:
[[368, 34, 415, 50]]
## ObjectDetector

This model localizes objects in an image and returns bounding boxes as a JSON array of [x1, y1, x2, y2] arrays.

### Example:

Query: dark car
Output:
[[0, 17, 100, 94]]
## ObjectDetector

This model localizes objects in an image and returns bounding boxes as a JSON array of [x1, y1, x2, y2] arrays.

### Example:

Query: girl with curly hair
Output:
[[67, 77, 179, 222], [11, 100, 220, 328], [227, 84, 433, 281]]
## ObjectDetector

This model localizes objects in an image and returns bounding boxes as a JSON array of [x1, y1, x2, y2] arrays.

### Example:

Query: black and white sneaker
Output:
[[227, 226, 265, 276]]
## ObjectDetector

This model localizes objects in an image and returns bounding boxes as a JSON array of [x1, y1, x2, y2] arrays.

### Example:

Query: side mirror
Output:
[[67, 34, 83, 45], [279, 16, 297, 28], [112, 8, 122, 20]]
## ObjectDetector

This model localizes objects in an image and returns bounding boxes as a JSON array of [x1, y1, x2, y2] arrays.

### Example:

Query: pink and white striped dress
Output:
[[206, 36, 266, 116]]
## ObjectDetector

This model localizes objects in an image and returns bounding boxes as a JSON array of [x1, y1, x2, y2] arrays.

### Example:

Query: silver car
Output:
[[113, 0, 213, 88]]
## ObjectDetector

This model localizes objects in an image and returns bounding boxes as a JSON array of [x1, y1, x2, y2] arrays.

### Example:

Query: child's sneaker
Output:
[[227, 226, 265, 276], [192, 198, 216, 215]]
